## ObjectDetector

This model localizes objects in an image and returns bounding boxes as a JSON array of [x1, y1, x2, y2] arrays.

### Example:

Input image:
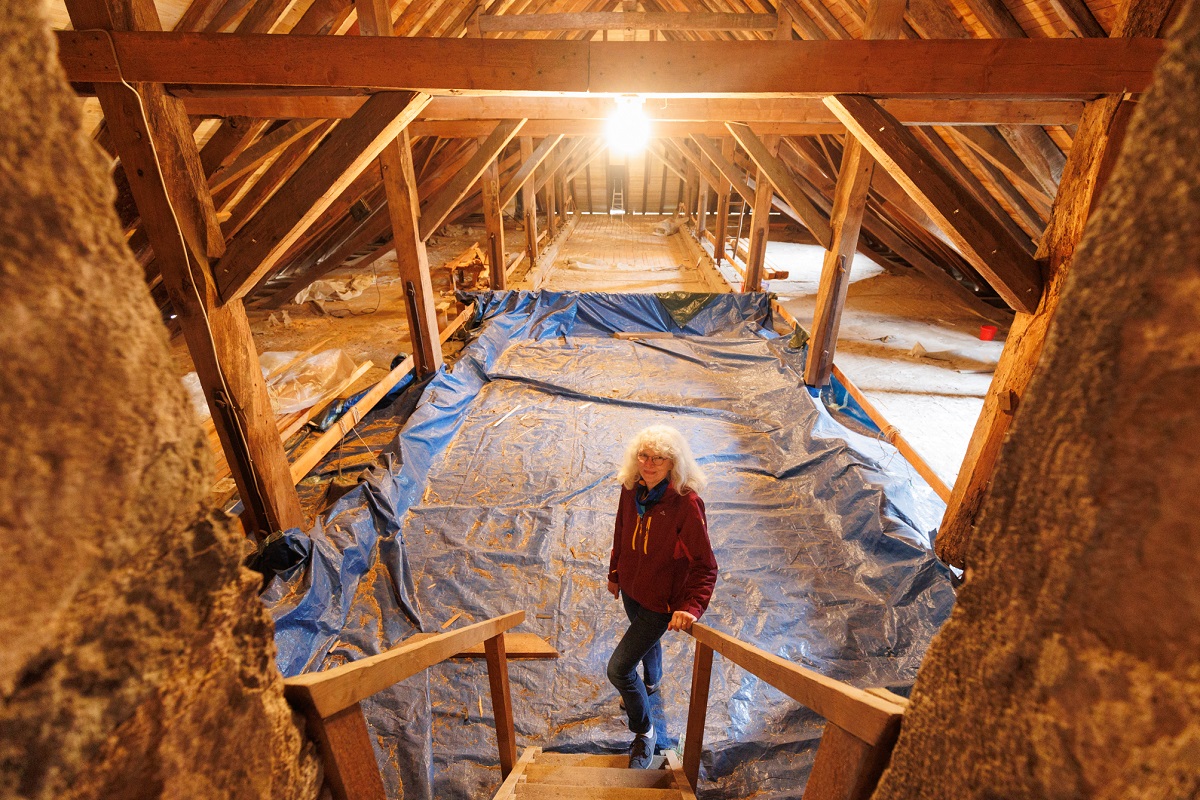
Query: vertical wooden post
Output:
[[295, 701, 388, 800], [519, 137, 540, 265], [744, 136, 779, 292], [481, 144, 507, 290], [684, 160, 698, 218], [804, 140, 875, 386], [803, 721, 901, 800], [485, 633, 518, 778], [697, 175, 711, 235], [67, 0, 303, 539], [357, 0, 442, 376], [546, 170, 559, 237], [714, 139, 733, 265], [682, 641, 714, 790]]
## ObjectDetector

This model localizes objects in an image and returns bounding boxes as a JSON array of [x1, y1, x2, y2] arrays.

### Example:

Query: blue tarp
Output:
[[264, 291, 955, 799]]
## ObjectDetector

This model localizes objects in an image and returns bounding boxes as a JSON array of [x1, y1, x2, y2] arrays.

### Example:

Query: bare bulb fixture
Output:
[[606, 95, 650, 156]]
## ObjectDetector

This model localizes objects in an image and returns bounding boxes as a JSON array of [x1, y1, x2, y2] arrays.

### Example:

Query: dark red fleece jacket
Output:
[[607, 482, 718, 619]]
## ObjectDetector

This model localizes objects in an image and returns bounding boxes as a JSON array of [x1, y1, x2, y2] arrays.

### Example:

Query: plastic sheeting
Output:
[[264, 291, 955, 799]]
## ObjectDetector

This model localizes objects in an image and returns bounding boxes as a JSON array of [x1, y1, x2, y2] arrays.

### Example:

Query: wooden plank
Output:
[[207, 118, 323, 192], [418, 119, 526, 241], [479, 11, 778, 31], [67, 0, 302, 538], [663, 750, 699, 800], [288, 355, 415, 483], [689, 623, 905, 746], [215, 91, 430, 302], [288, 701, 386, 800], [405, 629, 557, 658], [831, 364, 952, 501], [285, 611, 525, 717], [523, 766, 674, 789], [513, 787, 683, 800], [726, 121, 832, 247], [493, 747, 540, 800], [1047, 0, 1107, 37], [804, 138, 874, 386], [802, 721, 901, 800], [682, 641, 713, 791], [827, 94, 1043, 313], [485, 635, 518, 778], [221, 122, 330, 237], [58, 33, 1166, 97]]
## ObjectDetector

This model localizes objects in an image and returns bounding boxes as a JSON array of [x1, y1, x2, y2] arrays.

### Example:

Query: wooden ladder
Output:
[[492, 748, 699, 800]]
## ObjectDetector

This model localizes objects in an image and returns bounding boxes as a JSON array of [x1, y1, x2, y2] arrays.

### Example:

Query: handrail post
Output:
[[484, 632, 517, 778], [292, 700, 387, 800], [683, 639, 715, 789]]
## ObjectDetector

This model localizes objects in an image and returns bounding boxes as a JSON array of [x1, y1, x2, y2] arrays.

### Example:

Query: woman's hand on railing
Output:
[[668, 610, 696, 632]]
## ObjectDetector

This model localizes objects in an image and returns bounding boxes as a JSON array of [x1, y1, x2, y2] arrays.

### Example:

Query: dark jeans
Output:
[[607, 593, 670, 735]]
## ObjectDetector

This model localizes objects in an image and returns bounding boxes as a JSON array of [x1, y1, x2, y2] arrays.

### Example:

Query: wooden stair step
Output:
[[523, 764, 675, 789], [515, 786, 685, 800], [533, 753, 663, 768]]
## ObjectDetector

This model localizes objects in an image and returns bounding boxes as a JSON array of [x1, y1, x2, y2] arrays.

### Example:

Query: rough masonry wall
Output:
[[0, 4, 320, 798], [872, 3, 1200, 799]]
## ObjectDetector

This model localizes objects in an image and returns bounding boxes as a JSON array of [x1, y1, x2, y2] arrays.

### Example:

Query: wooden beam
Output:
[[481, 147, 507, 290], [1047, 0, 1106, 37], [688, 135, 755, 205], [744, 136, 778, 292], [690, 623, 905, 746], [67, 0, 302, 538], [804, 140, 875, 385], [726, 122, 832, 247], [220, 122, 331, 237], [58, 33, 1166, 97], [682, 642, 713, 790], [803, 721, 900, 800], [183, 94, 1089, 126], [519, 137, 539, 266], [355, 0, 443, 377], [479, 11, 779, 31], [826, 94, 1043, 313], [214, 91, 430, 302], [289, 702, 386, 800], [417, 119, 525, 241], [208, 118, 323, 192], [284, 612, 525, 717], [500, 134, 564, 208], [485, 635, 517, 778]]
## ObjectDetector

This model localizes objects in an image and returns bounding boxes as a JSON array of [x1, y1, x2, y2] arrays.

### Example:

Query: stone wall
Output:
[[0, 4, 320, 797], [872, 2, 1200, 798]]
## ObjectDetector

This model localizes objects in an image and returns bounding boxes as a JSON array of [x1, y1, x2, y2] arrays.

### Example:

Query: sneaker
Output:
[[619, 682, 659, 711], [629, 725, 656, 769]]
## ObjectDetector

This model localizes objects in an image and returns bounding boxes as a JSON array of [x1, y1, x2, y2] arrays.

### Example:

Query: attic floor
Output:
[[170, 211, 1007, 509]]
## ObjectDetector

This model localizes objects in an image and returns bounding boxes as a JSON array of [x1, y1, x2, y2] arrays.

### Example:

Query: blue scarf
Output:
[[635, 479, 669, 517]]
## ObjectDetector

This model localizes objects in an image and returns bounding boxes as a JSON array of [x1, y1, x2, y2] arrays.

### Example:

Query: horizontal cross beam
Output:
[[58, 33, 1164, 97]]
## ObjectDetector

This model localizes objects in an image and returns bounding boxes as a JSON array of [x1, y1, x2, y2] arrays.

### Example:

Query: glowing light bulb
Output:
[[606, 96, 650, 156]]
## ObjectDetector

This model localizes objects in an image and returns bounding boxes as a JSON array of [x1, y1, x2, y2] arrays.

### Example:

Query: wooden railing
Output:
[[284, 611, 557, 800], [683, 623, 908, 800]]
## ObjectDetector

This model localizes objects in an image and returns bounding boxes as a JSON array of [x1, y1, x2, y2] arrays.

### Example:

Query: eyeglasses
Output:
[[636, 452, 668, 465]]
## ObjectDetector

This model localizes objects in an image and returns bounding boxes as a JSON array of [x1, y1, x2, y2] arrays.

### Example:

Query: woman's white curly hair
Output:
[[617, 424, 707, 494]]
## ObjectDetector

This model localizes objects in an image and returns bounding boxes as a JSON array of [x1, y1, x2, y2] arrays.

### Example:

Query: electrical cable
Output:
[[93, 29, 278, 537]]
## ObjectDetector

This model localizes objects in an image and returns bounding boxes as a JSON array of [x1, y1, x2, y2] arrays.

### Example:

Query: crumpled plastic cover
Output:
[[264, 290, 955, 799]]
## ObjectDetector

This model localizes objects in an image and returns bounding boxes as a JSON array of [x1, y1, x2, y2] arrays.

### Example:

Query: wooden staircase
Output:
[[493, 748, 698, 800]]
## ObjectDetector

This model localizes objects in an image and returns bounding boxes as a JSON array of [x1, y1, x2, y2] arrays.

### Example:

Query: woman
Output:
[[606, 424, 718, 769]]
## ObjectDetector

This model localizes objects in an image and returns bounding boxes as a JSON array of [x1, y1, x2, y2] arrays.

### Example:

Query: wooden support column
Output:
[[936, 0, 1172, 567], [546, 167, 559, 237], [826, 94, 1043, 313], [356, 0, 441, 376], [744, 136, 779, 292], [519, 137, 539, 265], [67, 0, 302, 538], [804, 141, 875, 386], [417, 118, 526, 241], [697, 173, 711, 235], [484, 634, 518, 779], [714, 140, 733, 264], [215, 90, 431, 302], [682, 641, 714, 790], [481, 147, 507, 289]]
